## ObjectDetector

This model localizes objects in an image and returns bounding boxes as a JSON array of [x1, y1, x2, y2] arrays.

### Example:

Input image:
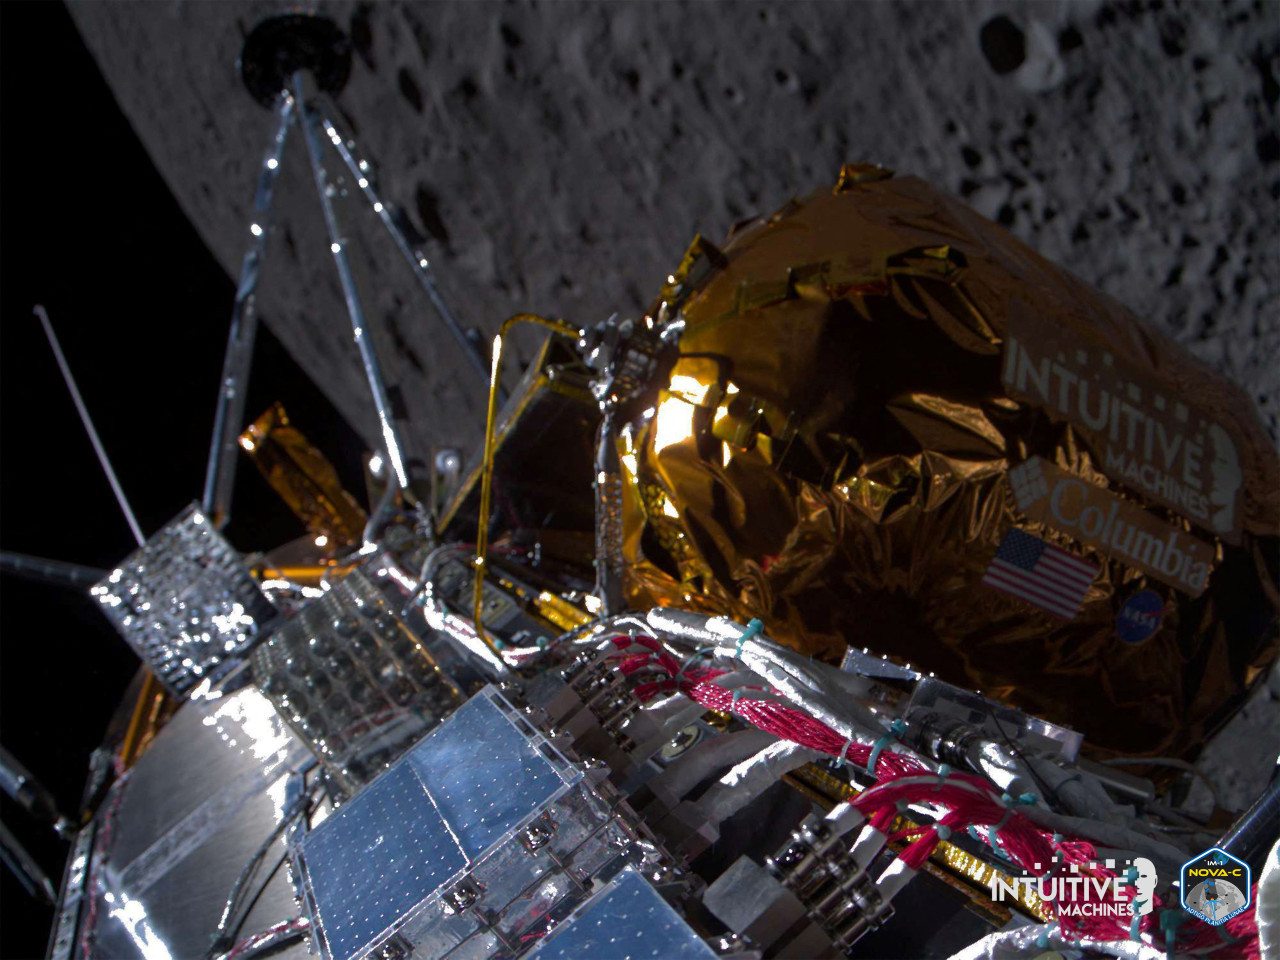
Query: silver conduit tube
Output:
[[294, 71, 411, 492], [200, 93, 294, 528], [1256, 837, 1280, 959], [1014, 806, 1187, 880], [646, 608, 893, 743], [948, 923, 1165, 960], [698, 741, 823, 826]]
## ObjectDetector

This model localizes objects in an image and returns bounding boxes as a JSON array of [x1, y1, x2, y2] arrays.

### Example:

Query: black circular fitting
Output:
[[239, 13, 352, 109]]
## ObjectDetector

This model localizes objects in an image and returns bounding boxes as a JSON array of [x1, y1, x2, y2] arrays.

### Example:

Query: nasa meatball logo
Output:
[[1116, 590, 1165, 644], [1181, 847, 1250, 926]]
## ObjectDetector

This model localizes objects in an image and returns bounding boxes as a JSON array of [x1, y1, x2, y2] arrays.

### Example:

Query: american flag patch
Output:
[[982, 529, 1098, 619]]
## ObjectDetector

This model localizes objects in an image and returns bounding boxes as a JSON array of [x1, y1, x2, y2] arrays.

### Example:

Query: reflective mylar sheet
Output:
[[84, 686, 313, 960], [239, 402, 368, 554], [621, 167, 1279, 760]]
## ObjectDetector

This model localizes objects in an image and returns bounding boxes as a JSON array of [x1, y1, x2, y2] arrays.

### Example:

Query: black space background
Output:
[[1, 3, 367, 955]]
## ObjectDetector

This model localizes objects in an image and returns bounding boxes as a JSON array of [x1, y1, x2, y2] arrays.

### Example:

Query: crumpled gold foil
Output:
[[240, 402, 368, 554], [621, 166, 1279, 760]]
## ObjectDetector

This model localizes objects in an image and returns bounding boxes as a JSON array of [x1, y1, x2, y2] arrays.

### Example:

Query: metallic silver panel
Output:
[[85, 687, 313, 960], [48, 824, 95, 960]]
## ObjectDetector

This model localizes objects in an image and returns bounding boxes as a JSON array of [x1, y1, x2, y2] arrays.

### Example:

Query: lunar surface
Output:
[[68, 2, 1279, 807], [68, 0, 1279, 461], [1186, 878, 1248, 920]]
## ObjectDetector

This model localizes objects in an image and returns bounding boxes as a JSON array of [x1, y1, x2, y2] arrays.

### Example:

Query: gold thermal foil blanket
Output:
[[619, 168, 1278, 760]]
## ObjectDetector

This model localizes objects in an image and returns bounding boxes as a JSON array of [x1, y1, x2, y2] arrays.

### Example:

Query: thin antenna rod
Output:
[[34, 305, 146, 547]]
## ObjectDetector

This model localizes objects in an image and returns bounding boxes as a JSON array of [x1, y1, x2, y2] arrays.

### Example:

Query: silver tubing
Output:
[[314, 105, 492, 389], [592, 407, 625, 615], [362, 476, 400, 546], [0, 551, 107, 589], [34, 305, 145, 547], [0, 820, 55, 904], [201, 92, 296, 526], [294, 72, 411, 490]]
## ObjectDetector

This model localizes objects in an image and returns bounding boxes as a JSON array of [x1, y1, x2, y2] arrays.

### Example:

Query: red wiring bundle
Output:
[[606, 635, 1259, 956]]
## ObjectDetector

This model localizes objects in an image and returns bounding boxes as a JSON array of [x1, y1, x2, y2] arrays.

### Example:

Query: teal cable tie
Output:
[[988, 794, 1018, 847], [971, 824, 1012, 862], [675, 645, 712, 682], [865, 740, 886, 776], [735, 618, 764, 657], [865, 719, 905, 776]]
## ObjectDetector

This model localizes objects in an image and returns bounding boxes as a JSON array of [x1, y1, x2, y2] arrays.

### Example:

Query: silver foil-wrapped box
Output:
[[91, 503, 274, 697]]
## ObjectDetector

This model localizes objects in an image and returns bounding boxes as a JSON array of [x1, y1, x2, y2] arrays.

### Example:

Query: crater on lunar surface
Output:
[[68, 0, 1280, 463]]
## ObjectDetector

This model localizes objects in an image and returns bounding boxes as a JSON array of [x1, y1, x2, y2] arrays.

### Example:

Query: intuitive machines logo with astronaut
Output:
[[1181, 847, 1251, 926], [988, 856, 1158, 919], [1003, 306, 1245, 544]]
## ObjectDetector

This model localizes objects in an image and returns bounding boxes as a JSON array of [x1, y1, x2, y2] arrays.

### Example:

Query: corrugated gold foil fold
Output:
[[621, 171, 1278, 760], [239, 402, 367, 554]]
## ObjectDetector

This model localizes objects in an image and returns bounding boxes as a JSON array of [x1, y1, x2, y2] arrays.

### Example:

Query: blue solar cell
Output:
[[527, 868, 715, 960], [303, 763, 467, 960], [402, 693, 574, 858], [298, 689, 583, 960]]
